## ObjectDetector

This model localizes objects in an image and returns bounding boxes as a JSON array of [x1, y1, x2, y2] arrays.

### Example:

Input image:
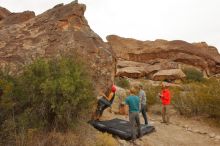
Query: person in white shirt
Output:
[[138, 84, 148, 125]]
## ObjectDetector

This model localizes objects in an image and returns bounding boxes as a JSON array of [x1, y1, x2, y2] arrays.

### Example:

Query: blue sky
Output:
[[0, 0, 220, 52]]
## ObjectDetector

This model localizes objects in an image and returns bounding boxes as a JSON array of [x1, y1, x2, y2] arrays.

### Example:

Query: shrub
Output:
[[183, 68, 204, 82], [0, 71, 17, 145], [172, 78, 220, 119], [0, 57, 95, 145], [115, 77, 130, 89], [95, 132, 118, 146], [15, 57, 95, 131], [143, 83, 161, 105]]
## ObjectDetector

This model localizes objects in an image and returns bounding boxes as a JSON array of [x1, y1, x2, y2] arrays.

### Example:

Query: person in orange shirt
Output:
[[159, 82, 171, 124], [92, 84, 117, 120]]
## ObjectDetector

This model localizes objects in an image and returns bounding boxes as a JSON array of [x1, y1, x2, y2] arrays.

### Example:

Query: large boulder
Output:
[[0, 3, 116, 95], [107, 35, 220, 79], [116, 59, 180, 79], [152, 69, 186, 81], [116, 60, 147, 78], [0, 6, 35, 25], [0, 6, 11, 20], [117, 66, 146, 78], [0, 11, 35, 26]]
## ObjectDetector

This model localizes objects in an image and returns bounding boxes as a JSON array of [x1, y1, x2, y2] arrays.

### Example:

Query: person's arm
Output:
[[158, 92, 163, 98], [125, 104, 129, 118], [125, 97, 129, 119], [106, 92, 114, 101], [99, 91, 107, 99], [143, 91, 146, 99]]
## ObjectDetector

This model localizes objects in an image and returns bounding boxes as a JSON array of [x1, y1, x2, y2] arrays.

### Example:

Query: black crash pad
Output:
[[89, 118, 155, 140]]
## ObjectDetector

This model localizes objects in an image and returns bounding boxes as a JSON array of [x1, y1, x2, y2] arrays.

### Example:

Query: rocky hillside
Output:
[[0, 6, 11, 20], [0, 2, 116, 94], [107, 35, 220, 80], [1, 1, 220, 88]]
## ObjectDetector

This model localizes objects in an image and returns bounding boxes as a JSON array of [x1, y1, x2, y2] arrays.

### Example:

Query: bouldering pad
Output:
[[89, 118, 155, 140]]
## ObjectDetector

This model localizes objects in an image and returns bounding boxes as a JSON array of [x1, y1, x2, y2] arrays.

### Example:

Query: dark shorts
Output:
[[98, 97, 111, 107]]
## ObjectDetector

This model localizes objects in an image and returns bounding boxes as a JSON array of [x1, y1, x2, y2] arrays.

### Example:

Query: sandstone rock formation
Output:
[[116, 59, 180, 79], [0, 6, 35, 26], [0, 11, 35, 26], [0, 3, 116, 94], [107, 35, 220, 80], [0, 7, 11, 20], [152, 69, 186, 81]]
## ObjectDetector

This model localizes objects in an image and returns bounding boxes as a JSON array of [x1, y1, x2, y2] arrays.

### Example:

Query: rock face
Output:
[[0, 6, 35, 26], [0, 11, 35, 26], [152, 69, 186, 81], [107, 35, 220, 80], [0, 7, 11, 20], [0, 3, 116, 94]]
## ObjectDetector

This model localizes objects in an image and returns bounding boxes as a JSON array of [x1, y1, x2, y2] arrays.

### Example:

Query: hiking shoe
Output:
[[139, 138, 143, 141], [130, 140, 139, 146], [166, 122, 170, 125], [130, 140, 135, 144], [137, 133, 143, 138], [147, 121, 154, 126]]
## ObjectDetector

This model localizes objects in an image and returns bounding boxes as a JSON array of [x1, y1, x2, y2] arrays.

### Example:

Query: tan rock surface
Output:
[[0, 3, 116, 94], [0, 11, 35, 26], [107, 35, 220, 79], [153, 69, 186, 81], [116, 59, 181, 79], [0, 6, 11, 20]]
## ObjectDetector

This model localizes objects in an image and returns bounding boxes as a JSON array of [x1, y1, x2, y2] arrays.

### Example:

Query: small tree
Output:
[[115, 77, 130, 89], [183, 68, 204, 82], [172, 78, 220, 120], [144, 84, 160, 105], [15, 57, 95, 131], [0, 71, 17, 145]]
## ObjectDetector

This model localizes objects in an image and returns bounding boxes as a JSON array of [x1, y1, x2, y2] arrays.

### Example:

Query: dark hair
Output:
[[0, 88, 3, 97]]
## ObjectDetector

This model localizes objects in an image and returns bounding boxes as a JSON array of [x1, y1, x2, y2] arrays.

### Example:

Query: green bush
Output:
[[0, 71, 17, 145], [172, 78, 220, 119], [0, 57, 95, 145], [183, 68, 204, 82], [143, 84, 160, 105], [115, 77, 130, 89], [16, 58, 95, 130], [95, 132, 118, 146], [0, 71, 16, 145]]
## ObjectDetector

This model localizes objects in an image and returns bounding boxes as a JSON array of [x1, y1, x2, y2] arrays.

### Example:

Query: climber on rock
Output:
[[91, 84, 117, 120]]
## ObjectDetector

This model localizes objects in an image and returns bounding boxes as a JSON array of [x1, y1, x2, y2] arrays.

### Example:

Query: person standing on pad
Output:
[[125, 87, 142, 141], [138, 84, 148, 125]]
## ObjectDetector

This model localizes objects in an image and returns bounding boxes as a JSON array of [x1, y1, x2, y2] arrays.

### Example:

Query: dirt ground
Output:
[[100, 104, 220, 146]]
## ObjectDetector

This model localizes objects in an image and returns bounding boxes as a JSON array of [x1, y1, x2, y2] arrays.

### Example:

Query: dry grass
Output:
[[16, 130, 78, 146], [172, 79, 220, 121], [95, 132, 118, 146], [15, 123, 119, 146]]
